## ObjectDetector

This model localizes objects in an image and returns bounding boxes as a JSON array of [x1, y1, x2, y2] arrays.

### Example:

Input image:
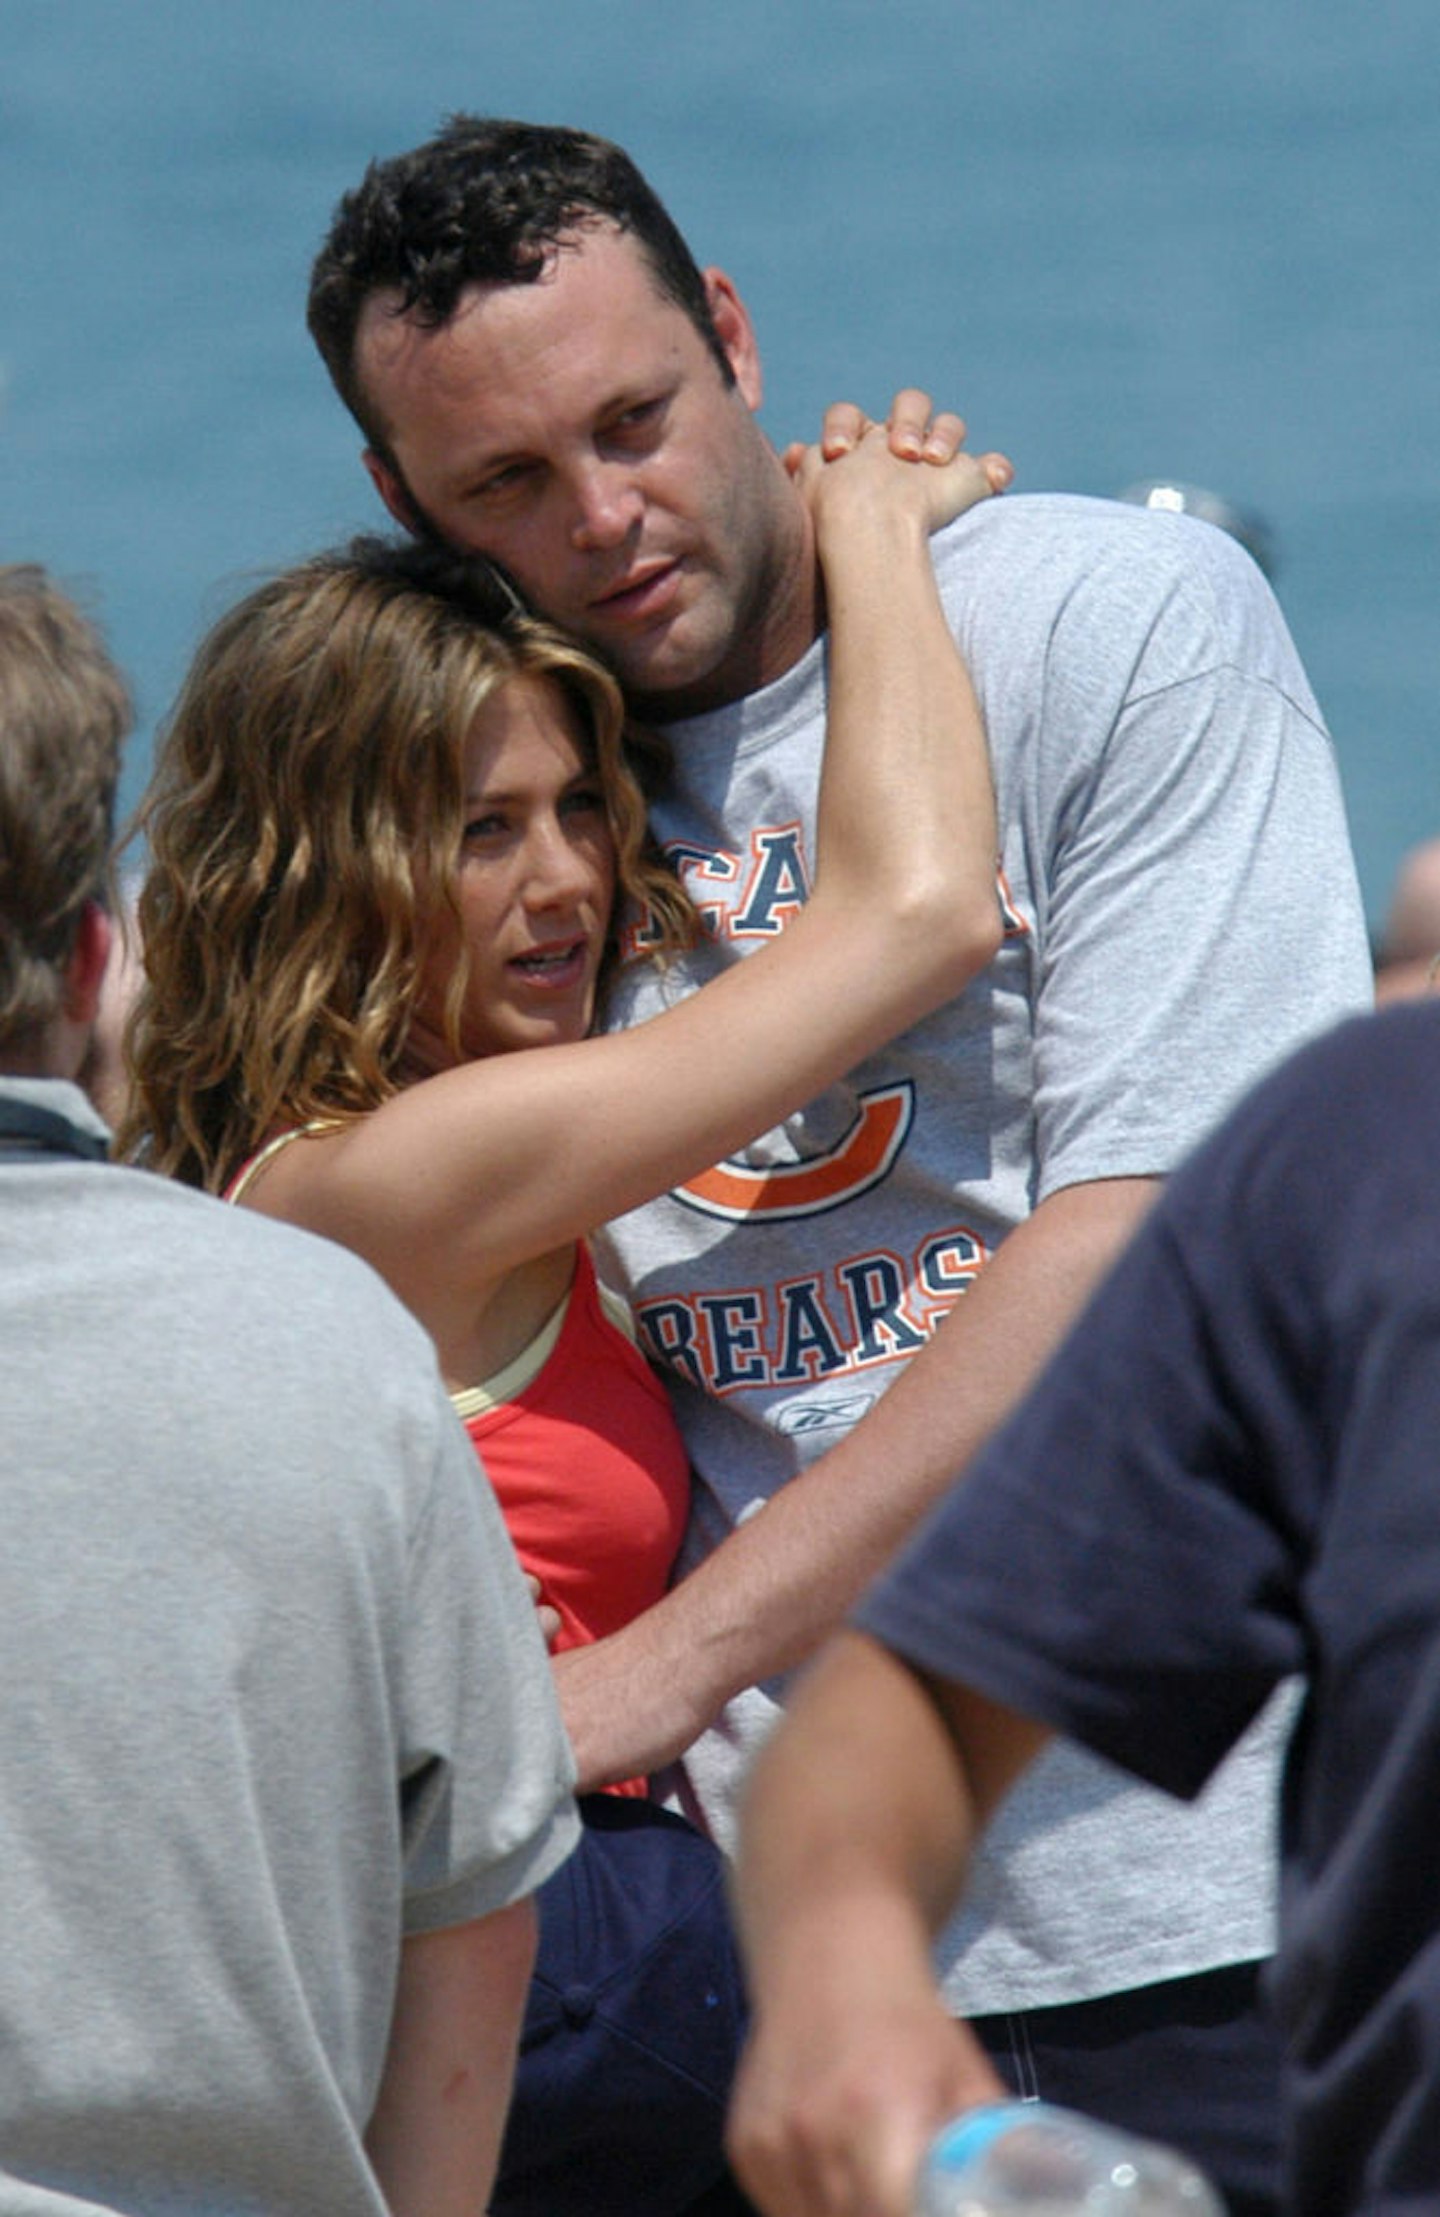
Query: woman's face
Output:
[[412, 672, 618, 1067]]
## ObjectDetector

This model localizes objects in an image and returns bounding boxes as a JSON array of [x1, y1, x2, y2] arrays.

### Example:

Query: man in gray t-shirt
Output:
[[0, 563, 579, 2217], [307, 116, 1372, 2201]]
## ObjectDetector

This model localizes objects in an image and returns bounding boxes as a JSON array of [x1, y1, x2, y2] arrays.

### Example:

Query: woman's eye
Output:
[[463, 813, 506, 841], [562, 787, 605, 818]]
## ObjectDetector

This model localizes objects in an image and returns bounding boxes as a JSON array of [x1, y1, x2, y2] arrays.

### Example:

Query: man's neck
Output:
[[630, 489, 822, 724], [0, 1019, 87, 1083], [0, 1049, 53, 1081]]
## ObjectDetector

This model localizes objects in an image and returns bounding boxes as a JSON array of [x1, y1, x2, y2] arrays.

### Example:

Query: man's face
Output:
[[355, 226, 813, 716]]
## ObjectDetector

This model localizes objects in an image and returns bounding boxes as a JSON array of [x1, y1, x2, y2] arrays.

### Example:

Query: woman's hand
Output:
[[821, 388, 1001, 467], [787, 387, 1010, 485], [785, 413, 1011, 553]]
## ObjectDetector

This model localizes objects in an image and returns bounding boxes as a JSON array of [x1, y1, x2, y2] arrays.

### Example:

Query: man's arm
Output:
[[726, 1630, 1049, 2217], [364, 1899, 537, 2217], [556, 1172, 1157, 1789]]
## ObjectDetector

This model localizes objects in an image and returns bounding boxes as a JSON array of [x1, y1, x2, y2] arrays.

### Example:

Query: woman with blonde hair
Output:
[[122, 424, 1006, 2217]]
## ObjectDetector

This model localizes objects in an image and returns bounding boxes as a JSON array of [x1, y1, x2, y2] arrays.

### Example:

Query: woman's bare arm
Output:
[[242, 427, 1007, 1326]]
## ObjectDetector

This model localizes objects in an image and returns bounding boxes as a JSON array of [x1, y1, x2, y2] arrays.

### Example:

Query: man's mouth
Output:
[[589, 558, 680, 622]]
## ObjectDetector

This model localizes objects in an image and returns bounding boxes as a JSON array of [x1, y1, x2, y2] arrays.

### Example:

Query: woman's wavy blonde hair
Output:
[[119, 537, 696, 1189]]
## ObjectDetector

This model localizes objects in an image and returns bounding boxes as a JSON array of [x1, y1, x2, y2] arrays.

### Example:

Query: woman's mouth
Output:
[[508, 938, 589, 989]]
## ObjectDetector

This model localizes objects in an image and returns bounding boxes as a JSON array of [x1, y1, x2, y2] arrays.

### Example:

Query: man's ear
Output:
[[363, 448, 425, 535], [703, 269, 763, 413], [61, 900, 113, 1030]]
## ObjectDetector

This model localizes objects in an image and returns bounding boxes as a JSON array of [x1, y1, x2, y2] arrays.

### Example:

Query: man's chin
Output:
[[600, 621, 749, 721]]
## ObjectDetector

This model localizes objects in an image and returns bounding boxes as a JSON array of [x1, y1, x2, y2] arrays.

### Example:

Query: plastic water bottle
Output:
[[913, 2101, 1227, 2215]]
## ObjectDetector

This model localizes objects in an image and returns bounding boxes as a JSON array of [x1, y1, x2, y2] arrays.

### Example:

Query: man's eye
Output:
[[471, 463, 533, 502], [612, 399, 665, 438]]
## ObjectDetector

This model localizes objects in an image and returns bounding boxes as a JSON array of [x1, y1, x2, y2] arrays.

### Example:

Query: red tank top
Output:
[[227, 1135, 687, 1796], [455, 1243, 690, 1658]]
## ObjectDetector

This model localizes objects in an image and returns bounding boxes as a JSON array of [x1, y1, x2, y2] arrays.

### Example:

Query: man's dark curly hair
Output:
[[307, 115, 734, 464]]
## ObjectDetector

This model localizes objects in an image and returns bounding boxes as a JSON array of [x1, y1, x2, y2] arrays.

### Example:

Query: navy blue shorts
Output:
[[493, 1793, 752, 2217]]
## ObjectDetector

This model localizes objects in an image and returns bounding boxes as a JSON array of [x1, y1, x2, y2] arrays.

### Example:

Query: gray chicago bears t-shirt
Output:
[[601, 494, 1371, 2010]]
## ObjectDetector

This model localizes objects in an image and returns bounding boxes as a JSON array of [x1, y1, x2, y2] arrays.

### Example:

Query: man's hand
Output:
[[728, 1931, 1000, 2217], [526, 1573, 562, 1650], [551, 1619, 706, 1791]]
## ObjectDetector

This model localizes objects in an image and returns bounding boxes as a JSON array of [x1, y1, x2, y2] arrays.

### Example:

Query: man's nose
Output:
[[569, 459, 644, 552]]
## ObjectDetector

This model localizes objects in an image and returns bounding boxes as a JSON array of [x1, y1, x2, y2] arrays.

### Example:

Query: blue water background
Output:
[[4, 0, 1438, 930]]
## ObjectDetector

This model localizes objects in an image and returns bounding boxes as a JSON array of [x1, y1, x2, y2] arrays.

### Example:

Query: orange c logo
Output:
[[673, 1083, 915, 1223]]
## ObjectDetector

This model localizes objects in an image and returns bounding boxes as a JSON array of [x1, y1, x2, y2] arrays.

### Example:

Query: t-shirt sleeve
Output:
[[857, 1058, 1325, 1799], [396, 1396, 579, 1934], [1014, 527, 1373, 1197]]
